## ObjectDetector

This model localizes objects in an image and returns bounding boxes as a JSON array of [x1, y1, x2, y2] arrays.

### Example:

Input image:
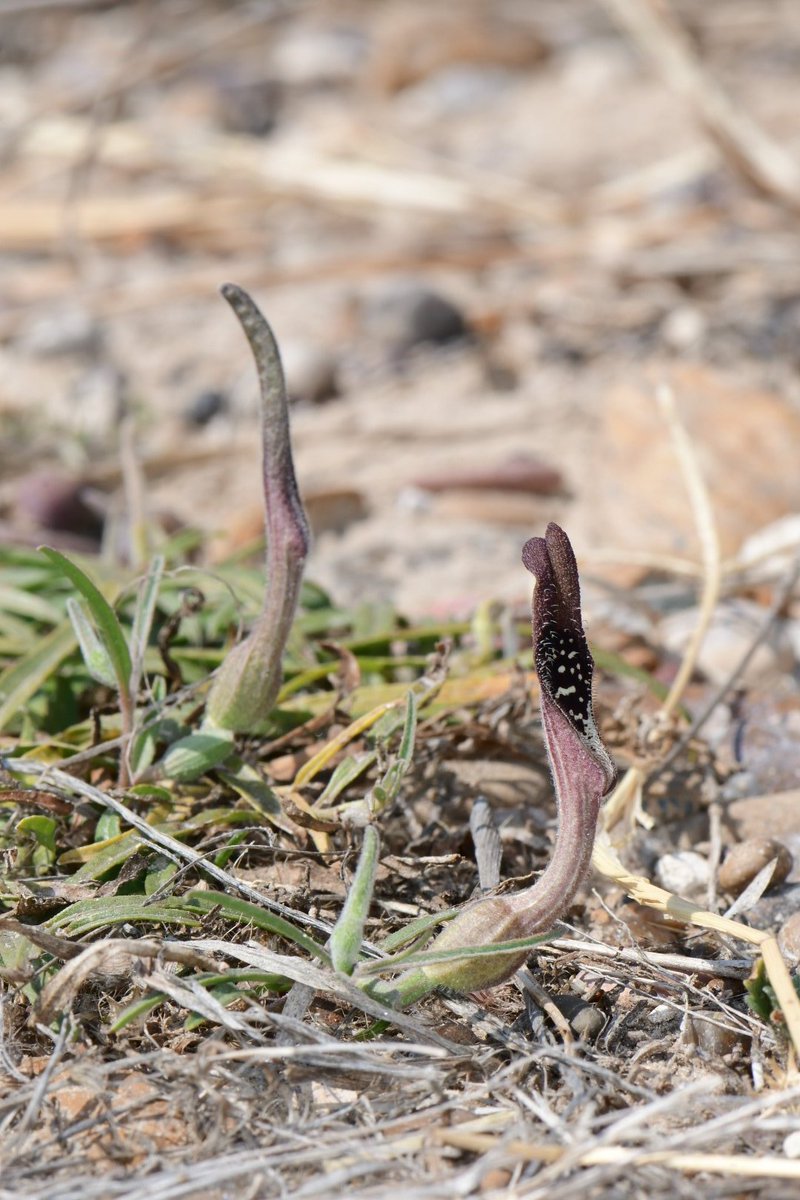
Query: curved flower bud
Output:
[[375, 523, 616, 1005], [206, 285, 310, 733]]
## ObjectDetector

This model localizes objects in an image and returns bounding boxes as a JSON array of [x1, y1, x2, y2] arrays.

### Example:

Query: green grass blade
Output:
[[185, 889, 331, 966], [330, 825, 380, 975], [66, 597, 117, 688], [372, 688, 417, 809], [161, 730, 234, 781], [357, 930, 557, 978], [0, 585, 63, 625], [47, 895, 201, 937], [39, 547, 132, 688], [379, 906, 460, 953], [0, 620, 77, 732], [129, 555, 164, 699]]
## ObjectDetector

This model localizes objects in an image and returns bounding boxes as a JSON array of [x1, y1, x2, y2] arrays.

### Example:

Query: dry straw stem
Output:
[[35, 936, 221, 1024], [602, 0, 800, 211], [592, 831, 800, 1057], [600, 382, 720, 833], [655, 382, 722, 717], [593, 383, 800, 1057], [437, 1129, 800, 1182]]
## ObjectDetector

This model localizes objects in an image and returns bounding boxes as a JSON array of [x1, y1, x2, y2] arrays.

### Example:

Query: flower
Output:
[[376, 524, 616, 1005]]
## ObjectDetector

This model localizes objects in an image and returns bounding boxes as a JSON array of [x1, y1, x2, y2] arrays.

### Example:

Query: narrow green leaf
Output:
[[129, 724, 158, 779], [161, 730, 234, 781], [66, 597, 117, 688], [217, 758, 295, 833], [143, 855, 178, 895], [185, 889, 330, 966], [129, 555, 164, 698], [358, 930, 557, 979], [372, 689, 417, 810], [48, 895, 201, 937], [95, 812, 122, 841], [63, 831, 144, 880], [39, 547, 131, 689], [110, 969, 289, 1034], [17, 815, 57, 854], [330, 825, 380, 976], [0, 584, 63, 625], [317, 751, 377, 806], [110, 992, 166, 1032], [0, 620, 76, 732], [380, 906, 460, 954], [212, 829, 249, 868]]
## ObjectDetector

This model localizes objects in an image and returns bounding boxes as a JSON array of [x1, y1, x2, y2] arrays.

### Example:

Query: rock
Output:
[[660, 305, 706, 352], [660, 600, 791, 686], [598, 365, 800, 563], [647, 1003, 680, 1028], [217, 75, 281, 137], [724, 790, 800, 881], [718, 838, 793, 896], [655, 850, 709, 895], [270, 24, 366, 88], [734, 882, 800, 932], [778, 912, 800, 965], [21, 306, 101, 358], [784, 1129, 800, 1159], [359, 281, 469, 356], [552, 994, 606, 1041], [681, 1012, 749, 1058], [569, 1004, 606, 1041], [739, 514, 800, 579], [183, 389, 228, 428], [280, 341, 340, 405], [14, 470, 103, 540]]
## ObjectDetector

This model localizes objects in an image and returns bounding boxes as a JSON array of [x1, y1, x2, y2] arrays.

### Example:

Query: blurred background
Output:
[[1, 0, 799, 617]]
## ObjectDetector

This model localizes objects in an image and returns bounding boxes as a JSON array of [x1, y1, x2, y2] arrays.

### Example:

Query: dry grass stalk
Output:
[[592, 382, 800, 1057], [654, 383, 722, 717], [602, 0, 800, 211]]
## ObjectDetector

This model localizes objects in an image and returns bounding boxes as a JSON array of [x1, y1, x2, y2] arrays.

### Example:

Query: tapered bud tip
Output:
[[521, 534, 548, 579], [523, 524, 611, 761]]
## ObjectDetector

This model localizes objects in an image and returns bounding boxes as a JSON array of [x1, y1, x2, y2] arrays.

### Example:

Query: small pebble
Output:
[[569, 1004, 605, 1041], [718, 838, 793, 896], [655, 850, 709, 895], [778, 911, 800, 964], [14, 471, 103, 539], [647, 1003, 680, 1028], [22, 307, 101, 358], [553, 994, 605, 1041], [183, 389, 228, 428], [660, 600, 789, 685], [681, 1012, 749, 1058], [784, 1130, 800, 1159], [661, 305, 706, 352], [360, 281, 469, 355], [217, 75, 281, 137], [270, 25, 366, 87], [280, 341, 340, 405]]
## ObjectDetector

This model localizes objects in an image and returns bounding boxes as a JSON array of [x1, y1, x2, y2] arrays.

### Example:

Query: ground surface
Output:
[[2, 2, 800, 1198]]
